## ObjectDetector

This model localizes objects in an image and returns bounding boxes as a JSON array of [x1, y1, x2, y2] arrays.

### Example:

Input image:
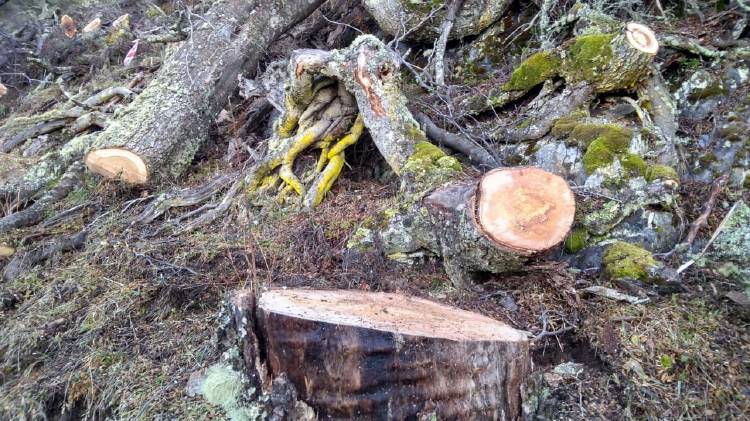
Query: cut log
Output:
[[82, 0, 325, 185], [423, 167, 575, 284], [229, 288, 531, 420], [84, 148, 148, 184]]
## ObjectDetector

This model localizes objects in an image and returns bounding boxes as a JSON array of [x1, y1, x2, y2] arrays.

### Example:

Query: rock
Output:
[[602, 241, 662, 283], [700, 201, 750, 291]]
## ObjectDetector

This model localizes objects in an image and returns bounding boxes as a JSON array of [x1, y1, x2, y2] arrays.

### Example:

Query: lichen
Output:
[[565, 228, 589, 253], [502, 51, 561, 92], [201, 364, 259, 421], [602, 241, 658, 281], [563, 33, 615, 84], [645, 164, 679, 182]]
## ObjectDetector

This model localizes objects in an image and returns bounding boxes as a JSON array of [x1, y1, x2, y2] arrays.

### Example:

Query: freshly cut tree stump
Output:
[[420, 166, 576, 285], [250, 289, 531, 420]]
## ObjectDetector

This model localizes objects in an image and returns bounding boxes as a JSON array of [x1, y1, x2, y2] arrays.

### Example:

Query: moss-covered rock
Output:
[[502, 51, 561, 92], [570, 123, 631, 150], [645, 164, 679, 182], [583, 137, 616, 173], [602, 241, 658, 281], [402, 141, 462, 190], [550, 110, 590, 137], [621, 153, 647, 176], [565, 228, 589, 253]]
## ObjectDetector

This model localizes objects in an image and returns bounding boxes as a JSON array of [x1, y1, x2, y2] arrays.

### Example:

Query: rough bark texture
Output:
[[362, 0, 511, 42], [84, 0, 324, 184], [228, 288, 530, 420]]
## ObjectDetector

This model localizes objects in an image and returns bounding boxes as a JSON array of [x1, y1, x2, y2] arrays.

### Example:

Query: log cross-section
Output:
[[246, 289, 531, 420]]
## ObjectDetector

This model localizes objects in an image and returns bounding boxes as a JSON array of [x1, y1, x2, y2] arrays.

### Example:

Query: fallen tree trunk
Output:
[[224, 288, 531, 419], [81, 0, 324, 185]]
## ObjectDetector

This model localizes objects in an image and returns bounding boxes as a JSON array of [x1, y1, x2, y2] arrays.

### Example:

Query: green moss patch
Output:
[[621, 153, 646, 176], [645, 164, 679, 182], [502, 51, 561, 92], [570, 123, 631, 150], [565, 228, 589, 253], [550, 110, 590, 137], [583, 137, 617, 173], [602, 241, 657, 281], [564, 34, 615, 83]]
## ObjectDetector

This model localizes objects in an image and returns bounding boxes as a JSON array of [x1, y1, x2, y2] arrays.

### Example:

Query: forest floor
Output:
[[1, 0, 749, 420]]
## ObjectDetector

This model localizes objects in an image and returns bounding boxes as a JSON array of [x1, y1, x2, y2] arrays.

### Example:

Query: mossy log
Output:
[[362, 0, 511, 42], [82, 0, 325, 185], [227, 288, 531, 420]]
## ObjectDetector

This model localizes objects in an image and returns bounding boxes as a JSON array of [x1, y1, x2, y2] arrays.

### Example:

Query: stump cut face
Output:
[[476, 167, 576, 253], [259, 289, 527, 341]]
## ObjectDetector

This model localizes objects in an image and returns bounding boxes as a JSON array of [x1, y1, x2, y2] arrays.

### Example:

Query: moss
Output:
[[550, 110, 590, 137], [621, 154, 646, 176], [502, 51, 561, 92], [565, 228, 589, 253], [688, 79, 727, 101], [569, 123, 631, 150], [564, 33, 615, 83], [602, 241, 657, 281], [583, 137, 616, 173], [645, 164, 679, 182], [403, 141, 461, 187]]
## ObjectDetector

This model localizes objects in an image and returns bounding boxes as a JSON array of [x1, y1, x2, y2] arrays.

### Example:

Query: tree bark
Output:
[[83, 0, 325, 185], [228, 288, 531, 420]]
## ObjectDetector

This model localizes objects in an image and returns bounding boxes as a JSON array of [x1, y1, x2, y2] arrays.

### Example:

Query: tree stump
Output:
[[230, 288, 531, 420]]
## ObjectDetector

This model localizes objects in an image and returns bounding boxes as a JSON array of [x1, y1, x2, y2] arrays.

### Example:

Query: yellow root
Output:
[[310, 153, 345, 207], [327, 114, 364, 158], [306, 114, 365, 207], [277, 97, 301, 138], [279, 127, 322, 195], [315, 134, 336, 173]]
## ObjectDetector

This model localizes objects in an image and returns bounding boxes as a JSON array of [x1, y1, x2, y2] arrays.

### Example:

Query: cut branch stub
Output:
[[84, 148, 148, 184], [422, 167, 575, 285], [475, 167, 575, 253], [253, 288, 530, 419]]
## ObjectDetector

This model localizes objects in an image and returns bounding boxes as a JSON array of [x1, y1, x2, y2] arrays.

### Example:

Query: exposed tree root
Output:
[[2, 229, 86, 282]]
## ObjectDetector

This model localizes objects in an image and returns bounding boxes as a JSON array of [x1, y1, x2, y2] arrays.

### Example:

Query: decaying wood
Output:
[[225, 288, 531, 419]]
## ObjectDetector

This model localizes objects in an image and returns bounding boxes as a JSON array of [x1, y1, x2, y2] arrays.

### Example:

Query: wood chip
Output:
[[82, 18, 102, 33], [580, 286, 648, 304], [61, 15, 77, 39]]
